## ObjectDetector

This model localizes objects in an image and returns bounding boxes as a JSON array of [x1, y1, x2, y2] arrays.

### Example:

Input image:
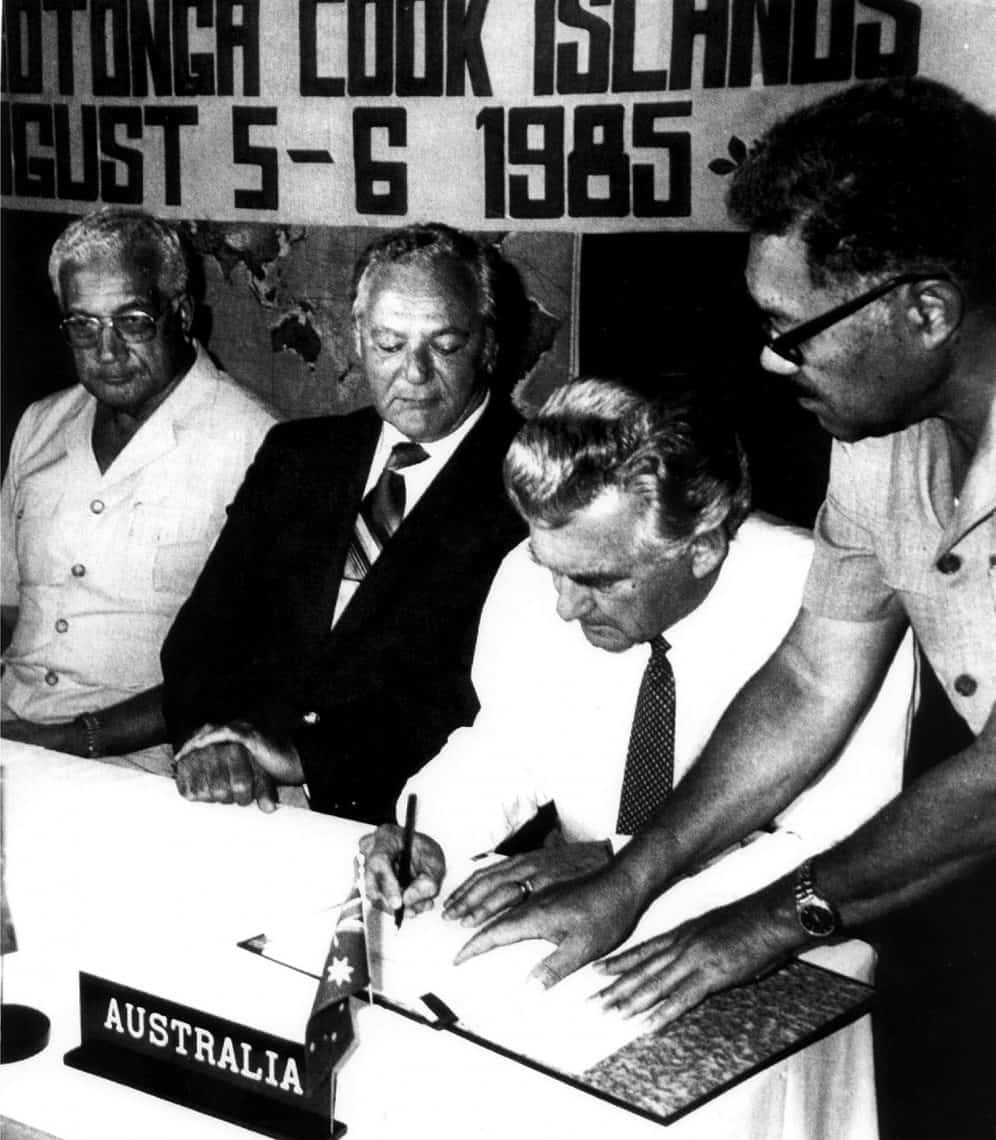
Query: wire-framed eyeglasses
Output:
[[762, 272, 949, 367], [59, 308, 167, 349]]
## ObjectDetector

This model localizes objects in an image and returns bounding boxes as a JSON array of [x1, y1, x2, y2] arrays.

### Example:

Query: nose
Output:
[[403, 342, 432, 385], [759, 344, 801, 376], [554, 576, 592, 623], [96, 319, 125, 362]]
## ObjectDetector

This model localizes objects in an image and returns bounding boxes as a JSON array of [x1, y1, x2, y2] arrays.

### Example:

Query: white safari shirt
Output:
[[1, 346, 276, 767]]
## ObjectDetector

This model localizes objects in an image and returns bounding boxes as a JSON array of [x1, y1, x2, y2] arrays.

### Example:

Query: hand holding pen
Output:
[[358, 797, 446, 920]]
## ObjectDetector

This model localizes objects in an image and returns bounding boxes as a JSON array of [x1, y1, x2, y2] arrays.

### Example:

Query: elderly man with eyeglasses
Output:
[[0, 207, 276, 772]]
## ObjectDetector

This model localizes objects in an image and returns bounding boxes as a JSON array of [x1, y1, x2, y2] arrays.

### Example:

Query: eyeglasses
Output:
[[761, 272, 948, 366], [59, 309, 165, 349]]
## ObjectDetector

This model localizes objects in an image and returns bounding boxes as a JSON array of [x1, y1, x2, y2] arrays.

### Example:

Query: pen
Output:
[[395, 793, 417, 929]]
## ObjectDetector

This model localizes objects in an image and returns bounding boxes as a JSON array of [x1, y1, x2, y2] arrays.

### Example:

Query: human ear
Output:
[[689, 527, 728, 580], [176, 294, 194, 336], [906, 278, 962, 350], [479, 327, 497, 375]]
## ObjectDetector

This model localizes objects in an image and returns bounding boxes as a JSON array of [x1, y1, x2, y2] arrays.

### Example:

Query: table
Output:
[[0, 745, 878, 1139]]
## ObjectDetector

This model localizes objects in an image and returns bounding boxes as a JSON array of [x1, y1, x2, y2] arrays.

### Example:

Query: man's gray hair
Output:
[[48, 207, 189, 304], [504, 376, 751, 552], [350, 222, 499, 357]]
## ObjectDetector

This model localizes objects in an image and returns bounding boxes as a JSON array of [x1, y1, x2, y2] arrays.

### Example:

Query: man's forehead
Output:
[[745, 230, 816, 313], [365, 257, 478, 313], [60, 251, 160, 306], [527, 490, 650, 570]]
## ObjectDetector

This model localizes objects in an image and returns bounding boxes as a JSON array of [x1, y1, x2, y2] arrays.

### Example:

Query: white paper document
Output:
[[243, 859, 653, 1074], [242, 837, 850, 1076]]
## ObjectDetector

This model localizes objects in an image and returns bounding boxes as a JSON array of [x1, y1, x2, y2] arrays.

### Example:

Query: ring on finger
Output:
[[516, 878, 535, 903]]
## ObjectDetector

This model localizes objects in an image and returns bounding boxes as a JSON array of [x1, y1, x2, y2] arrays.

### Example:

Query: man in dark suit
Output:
[[161, 223, 526, 823]]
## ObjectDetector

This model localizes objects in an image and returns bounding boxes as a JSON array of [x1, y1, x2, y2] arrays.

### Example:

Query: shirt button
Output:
[[936, 553, 961, 574], [990, 554, 996, 569], [954, 674, 978, 697], [71, 563, 86, 578], [44, 670, 59, 686], [55, 619, 69, 633], [90, 499, 105, 515]]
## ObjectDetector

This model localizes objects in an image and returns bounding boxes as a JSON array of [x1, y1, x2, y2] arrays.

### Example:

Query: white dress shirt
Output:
[[402, 514, 916, 871]]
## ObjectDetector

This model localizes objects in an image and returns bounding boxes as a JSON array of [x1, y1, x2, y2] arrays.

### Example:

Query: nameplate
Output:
[[64, 972, 345, 1140]]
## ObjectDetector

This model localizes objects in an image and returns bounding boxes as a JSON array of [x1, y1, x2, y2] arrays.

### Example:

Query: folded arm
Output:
[[1, 684, 167, 758]]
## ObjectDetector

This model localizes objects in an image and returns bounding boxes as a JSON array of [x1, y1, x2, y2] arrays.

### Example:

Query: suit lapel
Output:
[[329, 399, 516, 644], [292, 411, 380, 637]]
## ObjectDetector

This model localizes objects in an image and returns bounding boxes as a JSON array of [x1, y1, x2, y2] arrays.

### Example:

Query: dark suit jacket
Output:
[[161, 399, 526, 823]]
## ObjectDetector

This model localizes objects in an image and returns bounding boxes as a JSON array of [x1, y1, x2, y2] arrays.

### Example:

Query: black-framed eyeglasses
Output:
[[59, 308, 166, 349], [761, 272, 949, 366]]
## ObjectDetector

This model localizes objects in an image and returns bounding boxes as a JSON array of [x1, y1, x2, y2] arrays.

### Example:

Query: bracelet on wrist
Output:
[[75, 711, 105, 759]]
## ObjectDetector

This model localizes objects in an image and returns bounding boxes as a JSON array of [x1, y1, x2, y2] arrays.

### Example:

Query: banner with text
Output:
[[3, 0, 994, 230]]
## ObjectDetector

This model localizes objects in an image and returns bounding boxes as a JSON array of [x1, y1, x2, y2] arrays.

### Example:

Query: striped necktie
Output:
[[342, 441, 428, 585], [616, 636, 675, 835]]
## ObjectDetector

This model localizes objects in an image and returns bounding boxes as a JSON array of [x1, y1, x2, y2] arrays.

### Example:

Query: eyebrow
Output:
[[371, 323, 470, 337], [527, 545, 622, 584], [67, 290, 158, 311], [570, 570, 624, 586], [66, 303, 159, 321]]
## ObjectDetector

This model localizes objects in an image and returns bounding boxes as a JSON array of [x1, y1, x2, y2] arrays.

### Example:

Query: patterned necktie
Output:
[[343, 441, 428, 583], [616, 636, 675, 835]]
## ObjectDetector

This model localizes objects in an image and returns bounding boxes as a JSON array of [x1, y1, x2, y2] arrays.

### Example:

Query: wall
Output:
[[2, 212, 574, 465]]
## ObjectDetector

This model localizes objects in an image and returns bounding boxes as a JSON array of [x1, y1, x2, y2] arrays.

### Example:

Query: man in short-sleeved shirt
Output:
[[805, 411, 995, 735], [460, 79, 996, 1138], [1, 208, 275, 772]]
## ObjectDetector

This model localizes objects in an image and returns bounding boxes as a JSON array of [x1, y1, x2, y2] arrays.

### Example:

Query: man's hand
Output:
[[173, 721, 304, 813], [359, 825, 446, 918], [453, 863, 644, 987], [594, 884, 802, 1029], [443, 842, 613, 927]]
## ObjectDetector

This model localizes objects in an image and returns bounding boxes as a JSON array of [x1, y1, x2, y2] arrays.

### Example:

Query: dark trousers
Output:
[[873, 651, 996, 1140]]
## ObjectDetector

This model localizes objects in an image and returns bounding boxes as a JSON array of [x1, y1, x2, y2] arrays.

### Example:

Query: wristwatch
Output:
[[75, 711, 105, 759], [793, 859, 840, 938]]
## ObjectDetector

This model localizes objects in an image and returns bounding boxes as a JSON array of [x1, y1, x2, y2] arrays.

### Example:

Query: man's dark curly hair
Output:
[[727, 77, 996, 306]]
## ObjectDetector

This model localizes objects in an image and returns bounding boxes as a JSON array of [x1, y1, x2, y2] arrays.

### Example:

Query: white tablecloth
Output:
[[0, 745, 877, 1139]]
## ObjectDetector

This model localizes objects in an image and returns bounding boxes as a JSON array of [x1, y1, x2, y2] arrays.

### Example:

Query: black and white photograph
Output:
[[2, 2, 994, 1137]]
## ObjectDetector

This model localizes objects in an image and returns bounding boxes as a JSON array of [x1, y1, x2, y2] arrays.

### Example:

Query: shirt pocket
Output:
[[152, 538, 217, 597], [875, 526, 939, 599], [127, 500, 225, 598]]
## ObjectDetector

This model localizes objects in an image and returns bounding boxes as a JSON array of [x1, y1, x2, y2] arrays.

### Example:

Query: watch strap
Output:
[[75, 712, 105, 759], [793, 859, 840, 937]]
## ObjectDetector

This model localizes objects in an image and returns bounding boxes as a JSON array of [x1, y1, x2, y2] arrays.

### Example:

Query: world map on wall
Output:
[[182, 222, 572, 420]]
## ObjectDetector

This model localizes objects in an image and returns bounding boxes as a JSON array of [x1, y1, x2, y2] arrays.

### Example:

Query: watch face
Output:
[[799, 902, 836, 937]]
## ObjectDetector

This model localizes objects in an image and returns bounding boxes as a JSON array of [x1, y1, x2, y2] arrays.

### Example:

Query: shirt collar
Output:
[[937, 384, 996, 556], [376, 389, 490, 468], [68, 342, 207, 478]]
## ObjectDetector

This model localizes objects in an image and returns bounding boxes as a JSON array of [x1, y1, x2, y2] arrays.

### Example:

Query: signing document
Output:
[[244, 852, 649, 1075], [242, 826, 854, 1078]]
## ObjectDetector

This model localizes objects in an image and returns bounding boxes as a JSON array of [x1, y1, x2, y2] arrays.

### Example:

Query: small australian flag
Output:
[[304, 873, 369, 1094]]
